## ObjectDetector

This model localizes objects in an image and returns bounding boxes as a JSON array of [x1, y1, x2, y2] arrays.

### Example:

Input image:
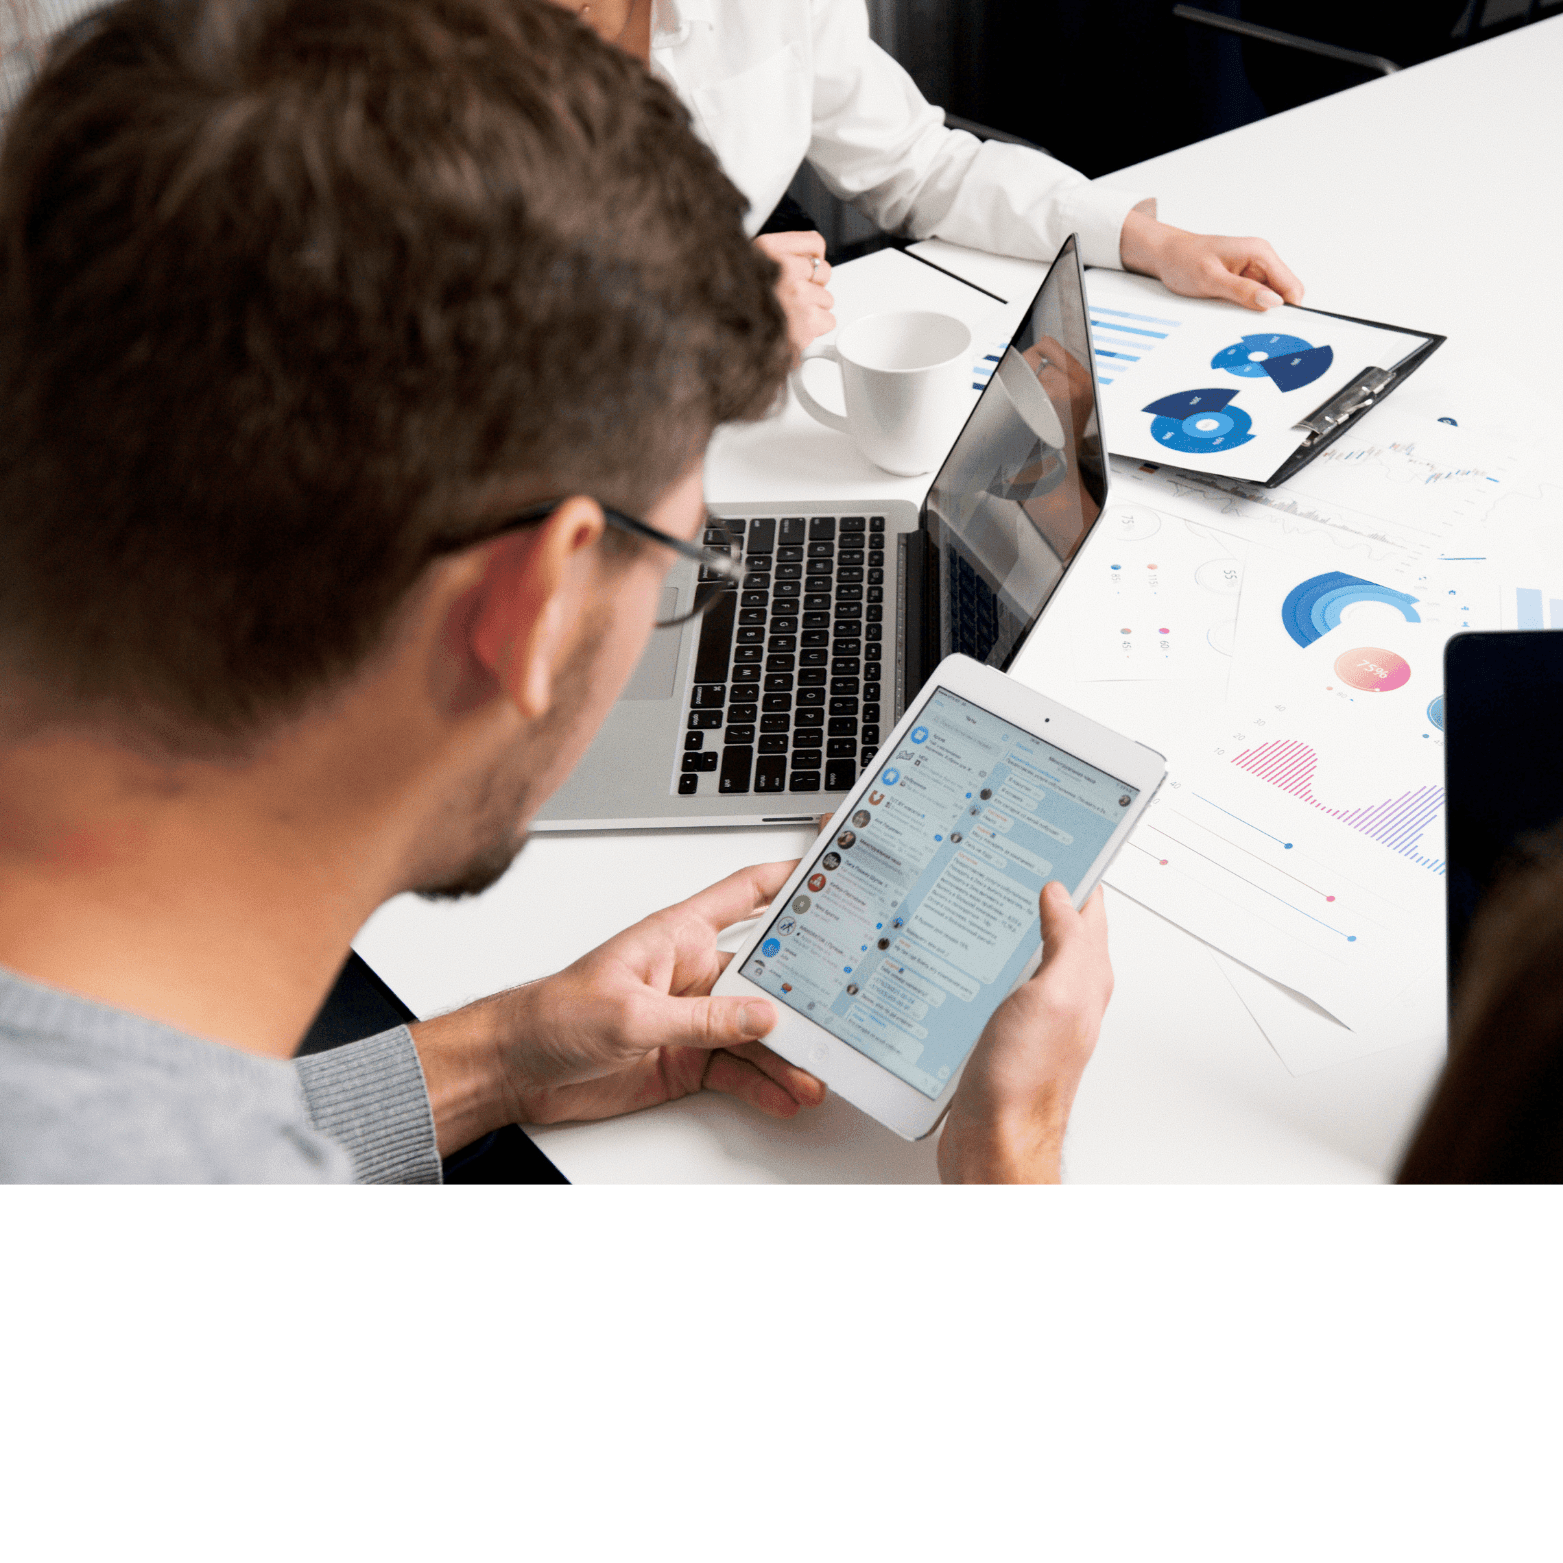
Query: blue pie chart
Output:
[[1212, 333, 1312, 377], [1280, 571, 1422, 648], [1143, 388, 1254, 453]]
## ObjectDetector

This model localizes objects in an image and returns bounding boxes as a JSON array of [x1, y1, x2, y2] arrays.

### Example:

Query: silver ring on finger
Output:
[[810, 256, 821, 278]]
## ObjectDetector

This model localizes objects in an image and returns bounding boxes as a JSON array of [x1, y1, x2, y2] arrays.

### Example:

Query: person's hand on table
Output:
[[754, 230, 836, 355], [937, 882, 1113, 1184], [411, 861, 825, 1152], [1120, 208, 1304, 313]]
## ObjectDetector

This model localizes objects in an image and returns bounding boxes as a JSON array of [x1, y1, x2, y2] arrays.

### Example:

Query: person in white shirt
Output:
[[559, 0, 1304, 351]]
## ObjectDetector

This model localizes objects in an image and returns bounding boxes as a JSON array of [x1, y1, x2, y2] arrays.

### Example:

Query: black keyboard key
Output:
[[682, 751, 718, 772], [764, 673, 793, 693], [799, 669, 827, 686], [765, 654, 795, 673], [866, 586, 883, 603], [836, 567, 864, 585], [829, 697, 858, 716], [748, 518, 776, 551], [796, 688, 825, 707], [779, 517, 806, 544], [801, 630, 829, 647], [775, 563, 802, 580], [760, 713, 789, 733], [831, 658, 861, 676], [834, 640, 861, 659], [772, 614, 799, 632], [688, 710, 722, 730], [736, 627, 763, 645], [777, 545, 803, 563], [828, 717, 859, 737], [728, 703, 757, 722], [684, 731, 705, 751], [800, 649, 828, 667], [806, 558, 833, 576], [869, 514, 885, 532], [868, 569, 884, 586], [678, 773, 699, 795], [866, 604, 883, 622], [741, 591, 768, 609], [831, 677, 860, 695], [841, 515, 866, 533], [733, 646, 762, 665], [791, 749, 823, 768], [719, 746, 753, 793], [863, 683, 880, 701], [803, 593, 833, 611], [742, 571, 771, 591], [807, 541, 835, 559], [835, 585, 862, 604], [691, 587, 736, 684], [809, 516, 836, 540], [754, 755, 787, 792], [802, 611, 830, 628], [731, 683, 759, 701], [863, 702, 880, 723], [868, 551, 885, 569], [762, 692, 792, 712], [863, 662, 882, 680], [789, 771, 821, 792], [738, 609, 766, 627], [758, 735, 788, 755], [862, 725, 880, 747], [726, 724, 756, 743], [833, 611, 861, 631], [825, 759, 856, 790], [768, 635, 796, 653], [774, 580, 801, 599], [794, 730, 823, 750], [705, 526, 730, 546], [690, 684, 726, 708], [827, 738, 857, 758], [865, 624, 882, 643]]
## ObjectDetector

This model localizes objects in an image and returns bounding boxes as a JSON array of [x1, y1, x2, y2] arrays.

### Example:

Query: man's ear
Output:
[[468, 496, 605, 719]]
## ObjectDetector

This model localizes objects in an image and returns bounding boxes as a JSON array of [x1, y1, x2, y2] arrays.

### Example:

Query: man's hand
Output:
[[412, 862, 825, 1153], [1120, 208, 1304, 313], [754, 230, 836, 355], [937, 882, 1113, 1184]]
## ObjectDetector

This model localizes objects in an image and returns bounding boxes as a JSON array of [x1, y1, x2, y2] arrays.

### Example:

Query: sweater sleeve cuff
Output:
[[1055, 183, 1156, 271], [295, 1027, 442, 1185]]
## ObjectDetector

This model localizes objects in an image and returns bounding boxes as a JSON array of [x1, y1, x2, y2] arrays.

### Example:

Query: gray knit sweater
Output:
[[0, 964, 442, 1183]]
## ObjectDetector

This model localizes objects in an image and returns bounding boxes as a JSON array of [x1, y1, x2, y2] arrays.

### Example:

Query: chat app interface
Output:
[[741, 688, 1136, 1099]]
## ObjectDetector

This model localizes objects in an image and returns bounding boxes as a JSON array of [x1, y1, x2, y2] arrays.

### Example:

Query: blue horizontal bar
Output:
[[1096, 348, 1140, 361], [1090, 318, 1167, 339], [1091, 304, 1181, 326]]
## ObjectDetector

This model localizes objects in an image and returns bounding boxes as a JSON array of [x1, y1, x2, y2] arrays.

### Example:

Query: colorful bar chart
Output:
[[1231, 738, 1445, 873]]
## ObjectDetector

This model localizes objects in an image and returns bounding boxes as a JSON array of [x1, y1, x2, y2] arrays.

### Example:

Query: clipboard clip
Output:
[[1295, 367, 1396, 439]]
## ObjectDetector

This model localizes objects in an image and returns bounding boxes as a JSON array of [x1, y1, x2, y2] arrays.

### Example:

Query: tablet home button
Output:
[[811, 1043, 829, 1065]]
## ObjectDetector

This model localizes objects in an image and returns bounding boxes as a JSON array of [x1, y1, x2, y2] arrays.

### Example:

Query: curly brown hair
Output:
[[0, 0, 789, 746]]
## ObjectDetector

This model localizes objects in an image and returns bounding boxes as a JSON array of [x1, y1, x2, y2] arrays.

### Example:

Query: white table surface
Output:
[[354, 21, 1563, 1182]]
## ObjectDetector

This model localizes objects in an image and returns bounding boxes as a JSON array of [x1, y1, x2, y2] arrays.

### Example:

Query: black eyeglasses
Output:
[[432, 499, 746, 627]]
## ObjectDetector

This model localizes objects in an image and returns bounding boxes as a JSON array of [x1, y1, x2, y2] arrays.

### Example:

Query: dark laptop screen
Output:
[[1445, 632, 1563, 993], [922, 234, 1107, 671]]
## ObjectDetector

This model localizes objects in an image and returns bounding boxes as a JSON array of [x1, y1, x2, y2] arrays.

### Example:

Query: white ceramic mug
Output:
[[790, 310, 973, 477]]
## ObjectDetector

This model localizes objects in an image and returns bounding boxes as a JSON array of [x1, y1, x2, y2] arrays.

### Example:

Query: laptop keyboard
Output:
[[949, 550, 1023, 665], [676, 513, 887, 798]]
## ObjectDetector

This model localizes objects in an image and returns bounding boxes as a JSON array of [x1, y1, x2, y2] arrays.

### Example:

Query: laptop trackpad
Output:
[[619, 591, 681, 700]]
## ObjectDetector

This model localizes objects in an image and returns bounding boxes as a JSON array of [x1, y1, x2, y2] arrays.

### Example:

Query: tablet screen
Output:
[[740, 686, 1136, 1098]]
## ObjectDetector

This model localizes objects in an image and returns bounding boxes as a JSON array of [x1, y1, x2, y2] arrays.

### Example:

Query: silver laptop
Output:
[[535, 233, 1109, 831]]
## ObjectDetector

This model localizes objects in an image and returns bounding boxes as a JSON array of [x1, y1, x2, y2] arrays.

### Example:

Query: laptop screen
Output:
[[923, 234, 1107, 671]]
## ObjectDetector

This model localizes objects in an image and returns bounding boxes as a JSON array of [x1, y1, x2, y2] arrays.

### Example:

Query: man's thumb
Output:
[[646, 993, 777, 1053]]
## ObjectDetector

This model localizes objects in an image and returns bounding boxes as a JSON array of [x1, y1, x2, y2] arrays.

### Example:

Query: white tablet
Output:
[[713, 654, 1166, 1140]]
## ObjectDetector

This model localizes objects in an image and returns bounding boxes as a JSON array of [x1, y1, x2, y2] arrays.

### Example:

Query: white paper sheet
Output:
[[1085, 270, 1434, 482]]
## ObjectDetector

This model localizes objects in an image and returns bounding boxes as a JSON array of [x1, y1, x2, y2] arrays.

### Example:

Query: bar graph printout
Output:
[[1105, 700, 1445, 1036]]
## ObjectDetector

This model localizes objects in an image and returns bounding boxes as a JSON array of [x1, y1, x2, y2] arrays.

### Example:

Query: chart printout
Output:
[[740, 688, 1135, 1099]]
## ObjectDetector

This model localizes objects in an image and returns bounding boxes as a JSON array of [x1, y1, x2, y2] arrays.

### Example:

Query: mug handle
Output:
[[790, 342, 850, 434]]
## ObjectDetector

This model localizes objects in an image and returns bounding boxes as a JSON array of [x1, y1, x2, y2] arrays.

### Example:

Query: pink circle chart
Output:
[[1333, 646, 1411, 692]]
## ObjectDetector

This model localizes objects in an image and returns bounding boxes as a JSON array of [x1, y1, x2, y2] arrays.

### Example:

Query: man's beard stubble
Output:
[[412, 608, 609, 901]]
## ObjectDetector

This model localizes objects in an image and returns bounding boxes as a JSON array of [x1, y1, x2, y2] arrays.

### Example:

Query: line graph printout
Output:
[[1068, 503, 1245, 684], [1105, 703, 1445, 1033]]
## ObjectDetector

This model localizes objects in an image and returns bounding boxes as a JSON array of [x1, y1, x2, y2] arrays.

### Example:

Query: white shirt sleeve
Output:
[[799, 0, 1152, 270]]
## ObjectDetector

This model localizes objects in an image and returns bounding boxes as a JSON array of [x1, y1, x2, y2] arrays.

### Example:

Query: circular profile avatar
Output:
[[891, 916, 905, 929], [852, 809, 871, 829], [979, 787, 992, 800], [910, 726, 930, 744], [881, 767, 900, 786], [876, 937, 890, 951], [822, 851, 841, 871], [777, 917, 797, 936], [791, 894, 812, 914], [807, 872, 827, 892], [949, 831, 963, 844], [836, 829, 857, 850], [845, 983, 859, 997], [761, 938, 781, 957], [1119, 795, 1132, 807]]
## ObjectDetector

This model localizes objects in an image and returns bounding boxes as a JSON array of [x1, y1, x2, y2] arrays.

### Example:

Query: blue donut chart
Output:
[[1142, 387, 1254, 453], [1427, 695, 1445, 732], [1262, 343, 1334, 393], [1280, 571, 1423, 648], [1211, 333, 1312, 378]]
